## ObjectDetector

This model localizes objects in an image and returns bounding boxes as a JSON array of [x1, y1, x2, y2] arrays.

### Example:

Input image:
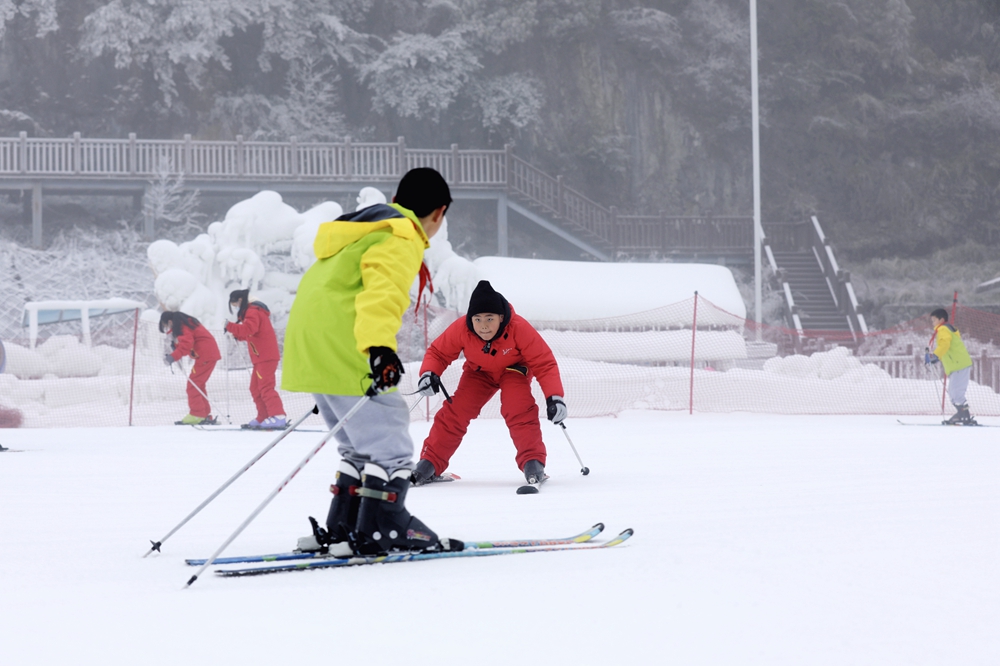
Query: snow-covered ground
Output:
[[1, 412, 997, 665]]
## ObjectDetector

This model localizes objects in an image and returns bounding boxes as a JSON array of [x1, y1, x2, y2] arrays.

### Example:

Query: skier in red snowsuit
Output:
[[412, 280, 567, 486], [160, 311, 221, 425], [225, 289, 286, 429]]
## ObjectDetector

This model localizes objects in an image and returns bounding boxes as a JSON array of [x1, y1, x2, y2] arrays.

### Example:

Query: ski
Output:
[[177, 416, 219, 427], [191, 424, 325, 433], [423, 472, 461, 484], [896, 419, 995, 427], [516, 473, 549, 495], [187, 522, 606, 566], [213, 527, 633, 577]]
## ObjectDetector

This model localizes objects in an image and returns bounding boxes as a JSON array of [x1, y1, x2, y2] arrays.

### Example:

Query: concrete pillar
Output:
[[497, 193, 508, 257], [31, 183, 42, 248], [143, 186, 154, 239]]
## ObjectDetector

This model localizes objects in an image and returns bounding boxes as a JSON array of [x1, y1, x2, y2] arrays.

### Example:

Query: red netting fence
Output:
[[3, 297, 999, 428]]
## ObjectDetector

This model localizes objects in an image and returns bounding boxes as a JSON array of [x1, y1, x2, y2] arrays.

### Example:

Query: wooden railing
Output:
[[1, 132, 762, 256], [614, 216, 754, 254], [761, 221, 808, 250], [865, 351, 1000, 394]]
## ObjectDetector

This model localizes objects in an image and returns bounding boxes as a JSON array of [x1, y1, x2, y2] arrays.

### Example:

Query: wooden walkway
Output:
[[0, 132, 754, 260]]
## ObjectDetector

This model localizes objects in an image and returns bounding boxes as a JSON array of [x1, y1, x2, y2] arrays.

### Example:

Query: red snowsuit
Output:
[[419, 304, 564, 474], [170, 323, 221, 418], [225, 303, 285, 421]]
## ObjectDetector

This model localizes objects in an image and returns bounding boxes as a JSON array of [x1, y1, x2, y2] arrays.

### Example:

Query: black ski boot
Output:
[[523, 459, 547, 485], [410, 459, 437, 486], [353, 463, 461, 555], [944, 404, 975, 426], [296, 459, 360, 556]]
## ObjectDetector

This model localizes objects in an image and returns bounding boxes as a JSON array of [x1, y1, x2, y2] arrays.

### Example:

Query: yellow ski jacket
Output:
[[932, 324, 973, 376], [282, 203, 429, 395]]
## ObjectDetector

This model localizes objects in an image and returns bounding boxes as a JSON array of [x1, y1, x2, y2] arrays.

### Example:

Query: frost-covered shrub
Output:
[[3, 343, 49, 379], [37, 336, 101, 378]]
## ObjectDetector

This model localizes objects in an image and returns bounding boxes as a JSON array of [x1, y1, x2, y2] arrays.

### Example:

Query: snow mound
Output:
[[763, 346, 887, 381]]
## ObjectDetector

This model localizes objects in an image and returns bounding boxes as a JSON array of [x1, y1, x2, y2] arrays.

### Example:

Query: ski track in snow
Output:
[[1, 412, 998, 665]]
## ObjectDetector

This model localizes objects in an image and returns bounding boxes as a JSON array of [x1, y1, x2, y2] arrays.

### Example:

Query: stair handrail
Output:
[[762, 229, 804, 340], [808, 216, 868, 337], [506, 153, 614, 248]]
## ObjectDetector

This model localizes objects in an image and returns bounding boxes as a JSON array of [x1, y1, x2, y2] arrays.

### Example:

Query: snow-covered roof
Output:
[[472, 257, 746, 324], [22, 299, 146, 327]]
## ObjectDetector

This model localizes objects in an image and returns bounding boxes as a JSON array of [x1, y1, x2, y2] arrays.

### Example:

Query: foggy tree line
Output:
[[1, 0, 999, 259]]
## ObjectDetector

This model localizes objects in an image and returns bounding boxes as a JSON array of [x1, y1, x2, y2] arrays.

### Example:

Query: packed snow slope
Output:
[[1, 412, 997, 665]]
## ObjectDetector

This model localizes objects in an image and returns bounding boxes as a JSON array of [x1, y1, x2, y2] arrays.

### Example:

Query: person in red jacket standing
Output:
[[225, 289, 287, 429], [159, 311, 222, 425], [412, 280, 567, 487]]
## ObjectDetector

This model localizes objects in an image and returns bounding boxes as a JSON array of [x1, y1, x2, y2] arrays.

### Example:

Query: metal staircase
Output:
[[764, 216, 868, 345], [771, 250, 852, 332]]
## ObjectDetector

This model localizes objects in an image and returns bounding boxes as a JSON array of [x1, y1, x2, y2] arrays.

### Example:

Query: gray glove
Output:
[[163, 353, 175, 366], [416, 371, 442, 398], [546, 395, 567, 425]]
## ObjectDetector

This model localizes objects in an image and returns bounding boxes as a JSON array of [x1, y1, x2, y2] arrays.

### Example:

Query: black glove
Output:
[[367, 346, 404, 395], [924, 348, 939, 366], [546, 395, 567, 425], [163, 353, 175, 366], [416, 371, 442, 398]]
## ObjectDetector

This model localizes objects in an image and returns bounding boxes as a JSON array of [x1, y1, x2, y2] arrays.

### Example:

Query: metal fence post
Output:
[[610, 205, 619, 253], [504, 144, 512, 192], [344, 136, 352, 178], [31, 183, 42, 248], [73, 132, 81, 174], [556, 175, 564, 218], [398, 136, 407, 177], [19, 130, 27, 173], [183, 134, 192, 175], [128, 133, 137, 174]]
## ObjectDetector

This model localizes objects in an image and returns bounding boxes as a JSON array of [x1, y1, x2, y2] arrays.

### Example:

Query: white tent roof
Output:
[[472, 257, 746, 324]]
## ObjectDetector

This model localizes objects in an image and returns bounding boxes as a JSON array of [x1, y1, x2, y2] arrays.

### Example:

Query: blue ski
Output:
[[186, 523, 606, 566], [213, 528, 633, 577]]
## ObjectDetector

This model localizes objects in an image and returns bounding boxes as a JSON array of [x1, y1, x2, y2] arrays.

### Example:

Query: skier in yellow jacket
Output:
[[926, 308, 975, 425], [282, 168, 456, 555]]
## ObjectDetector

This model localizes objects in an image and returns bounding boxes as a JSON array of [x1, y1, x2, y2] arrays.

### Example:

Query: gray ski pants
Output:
[[947, 366, 971, 407], [313, 391, 414, 475]]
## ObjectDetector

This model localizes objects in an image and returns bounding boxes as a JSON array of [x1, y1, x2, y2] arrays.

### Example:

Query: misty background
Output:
[[2, 0, 1000, 322]]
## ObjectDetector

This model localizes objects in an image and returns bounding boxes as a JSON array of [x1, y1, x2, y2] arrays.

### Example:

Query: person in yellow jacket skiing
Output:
[[926, 308, 975, 425], [282, 168, 457, 556]]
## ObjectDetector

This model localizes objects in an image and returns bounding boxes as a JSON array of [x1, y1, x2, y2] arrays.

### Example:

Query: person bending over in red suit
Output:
[[411, 280, 567, 486], [160, 311, 221, 426], [225, 289, 287, 430]]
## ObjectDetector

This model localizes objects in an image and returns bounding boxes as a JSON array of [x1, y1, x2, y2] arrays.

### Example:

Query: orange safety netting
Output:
[[3, 297, 998, 428]]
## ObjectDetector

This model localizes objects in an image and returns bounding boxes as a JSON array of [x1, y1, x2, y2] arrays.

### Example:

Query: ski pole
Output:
[[224, 333, 232, 425], [143, 405, 320, 557], [171, 361, 214, 412], [405, 376, 453, 412], [185, 394, 370, 588], [558, 423, 590, 475]]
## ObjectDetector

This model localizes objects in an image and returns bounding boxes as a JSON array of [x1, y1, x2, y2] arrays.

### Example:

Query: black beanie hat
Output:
[[467, 280, 505, 316], [394, 167, 453, 218]]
